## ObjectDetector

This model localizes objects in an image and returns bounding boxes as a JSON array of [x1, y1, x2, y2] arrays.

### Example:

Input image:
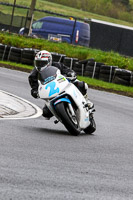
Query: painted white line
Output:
[[0, 90, 42, 120]]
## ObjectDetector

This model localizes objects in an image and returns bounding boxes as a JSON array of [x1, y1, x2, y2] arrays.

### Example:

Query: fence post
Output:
[[25, 0, 37, 36], [92, 62, 96, 79], [9, 0, 16, 32]]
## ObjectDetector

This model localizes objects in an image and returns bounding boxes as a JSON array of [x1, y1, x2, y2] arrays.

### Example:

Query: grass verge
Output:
[[0, 61, 133, 98], [1, 32, 133, 71]]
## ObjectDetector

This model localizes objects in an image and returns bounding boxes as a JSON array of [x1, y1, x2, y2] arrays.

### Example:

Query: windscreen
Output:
[[38, 66, 58, 84]]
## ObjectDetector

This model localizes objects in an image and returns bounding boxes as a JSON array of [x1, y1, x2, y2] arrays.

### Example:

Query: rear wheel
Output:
[[55, 102, 81, 136], [84, 114, 96, 134]]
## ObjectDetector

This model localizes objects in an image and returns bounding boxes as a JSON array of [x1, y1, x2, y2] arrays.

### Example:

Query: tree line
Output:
[[44, 0, 133, 23]]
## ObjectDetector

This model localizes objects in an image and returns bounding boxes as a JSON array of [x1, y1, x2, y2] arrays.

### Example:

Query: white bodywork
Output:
[[38, 72, 90, 129]]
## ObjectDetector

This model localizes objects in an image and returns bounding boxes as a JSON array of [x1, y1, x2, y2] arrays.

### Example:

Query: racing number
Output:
[[45, 81, 59, 97]]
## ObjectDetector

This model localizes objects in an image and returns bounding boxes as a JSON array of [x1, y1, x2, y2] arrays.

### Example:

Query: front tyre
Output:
[[55, 102, 81, 136]]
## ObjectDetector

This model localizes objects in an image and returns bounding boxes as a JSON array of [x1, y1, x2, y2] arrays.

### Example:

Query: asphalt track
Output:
[[0, 67, 133, 200]]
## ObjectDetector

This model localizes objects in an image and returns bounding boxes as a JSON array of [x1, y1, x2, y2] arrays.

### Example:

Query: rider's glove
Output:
[[66, 71, 77, 81], [31, 89, 39, 98]]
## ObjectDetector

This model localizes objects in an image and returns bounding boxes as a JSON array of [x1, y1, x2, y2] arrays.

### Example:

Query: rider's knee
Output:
[[73, 80, 87, 95]]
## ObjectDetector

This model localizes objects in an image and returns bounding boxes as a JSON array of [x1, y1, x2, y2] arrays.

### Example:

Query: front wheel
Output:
[[55, 102, 81, 136], [84, 114, 96, 134]]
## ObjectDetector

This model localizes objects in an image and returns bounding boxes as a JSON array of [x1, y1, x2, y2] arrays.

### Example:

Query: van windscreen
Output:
[[32, 21, 43, 29]]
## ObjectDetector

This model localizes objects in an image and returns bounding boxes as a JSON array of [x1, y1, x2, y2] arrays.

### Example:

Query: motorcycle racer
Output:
[[28, 50, 93, 119]]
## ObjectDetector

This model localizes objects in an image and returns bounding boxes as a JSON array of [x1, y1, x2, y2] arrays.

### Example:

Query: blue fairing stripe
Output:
[[54, 98, 71, 105]]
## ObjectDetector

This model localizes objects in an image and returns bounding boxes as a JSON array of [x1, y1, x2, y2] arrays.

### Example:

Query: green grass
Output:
[[1, 0, 133, 27]]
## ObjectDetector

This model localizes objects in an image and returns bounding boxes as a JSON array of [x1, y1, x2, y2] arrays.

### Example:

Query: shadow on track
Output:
[[24, 126, 96, 137], [24, 126, 70, 136]]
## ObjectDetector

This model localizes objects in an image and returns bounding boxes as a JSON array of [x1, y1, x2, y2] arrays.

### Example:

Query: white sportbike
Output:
[[38, 66, 96, 136]]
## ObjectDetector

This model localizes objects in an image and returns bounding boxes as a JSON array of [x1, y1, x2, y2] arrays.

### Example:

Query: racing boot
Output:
[[73, 80, 94, 109], [84, 93, 94, 109], [84, 83, 94, 109], [42, 105, 53, 120]]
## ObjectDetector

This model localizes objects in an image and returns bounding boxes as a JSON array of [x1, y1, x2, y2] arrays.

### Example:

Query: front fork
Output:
[[68, 103, 76, 117]]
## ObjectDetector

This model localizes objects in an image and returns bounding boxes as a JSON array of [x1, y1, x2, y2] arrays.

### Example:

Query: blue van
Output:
[[20, 16, 90, 47]]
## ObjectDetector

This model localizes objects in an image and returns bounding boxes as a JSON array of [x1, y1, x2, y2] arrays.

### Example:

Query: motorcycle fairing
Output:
[[38, 68, 91, 129], [38, 76, 69, 99]]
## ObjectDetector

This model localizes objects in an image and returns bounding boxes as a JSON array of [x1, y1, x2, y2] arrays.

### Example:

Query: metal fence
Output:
[[0, 2, 84, 33], [0, 11, 27, 32]]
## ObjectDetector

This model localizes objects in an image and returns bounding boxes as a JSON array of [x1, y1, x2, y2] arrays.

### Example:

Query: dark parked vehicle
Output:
[[19, 16, 90, 47]]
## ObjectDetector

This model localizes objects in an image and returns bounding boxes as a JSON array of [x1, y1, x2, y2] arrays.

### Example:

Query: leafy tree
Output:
[[44, 0, 133, 22]]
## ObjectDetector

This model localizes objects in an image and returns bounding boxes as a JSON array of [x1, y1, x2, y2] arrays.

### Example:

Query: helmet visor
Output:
[[35, 60, 49, 70]]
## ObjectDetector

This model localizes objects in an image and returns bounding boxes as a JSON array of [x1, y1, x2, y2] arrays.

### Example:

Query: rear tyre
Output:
[[84, 114, 96, 134], [55, 102, 81, 136]]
